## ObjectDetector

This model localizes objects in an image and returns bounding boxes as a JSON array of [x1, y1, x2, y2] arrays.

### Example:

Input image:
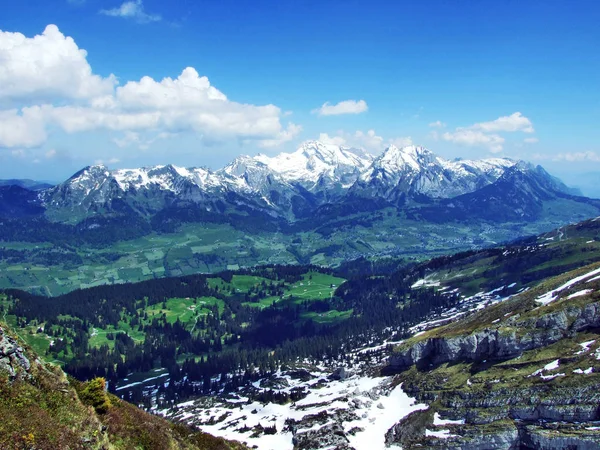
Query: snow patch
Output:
[[535, 266, 600, 305], [426, 428, 457, 439], [433, 412, 465, 426], [573, 367, 593, 375]]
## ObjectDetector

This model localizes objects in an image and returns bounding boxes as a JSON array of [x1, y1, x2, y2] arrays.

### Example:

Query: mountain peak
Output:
[[254, 140, 373, 186], [67, 164, 110, 182], [375, 144, 434, 173]]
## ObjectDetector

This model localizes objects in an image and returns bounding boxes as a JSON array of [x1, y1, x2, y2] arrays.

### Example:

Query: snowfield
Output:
[[160, 371, 427, 450]]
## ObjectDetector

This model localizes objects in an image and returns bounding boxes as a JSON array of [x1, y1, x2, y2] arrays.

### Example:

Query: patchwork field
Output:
[[0, 207, 586, 296]]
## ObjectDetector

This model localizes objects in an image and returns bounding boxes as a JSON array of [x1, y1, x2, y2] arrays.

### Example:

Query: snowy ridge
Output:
[[356, 144, 516, 200], [255, 140, 373, 189], [42, 140, 541, 216]]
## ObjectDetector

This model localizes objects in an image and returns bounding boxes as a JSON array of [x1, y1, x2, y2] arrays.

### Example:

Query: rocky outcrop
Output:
[[292, 423, 352, 450], [520, 425, 600, 450], [385, 280, 600, 450], [0, 327, 31, 378], [385, 410, 520, 450], [389, 301, 600, 371]]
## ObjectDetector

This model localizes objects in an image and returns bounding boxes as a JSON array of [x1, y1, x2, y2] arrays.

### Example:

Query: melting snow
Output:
[[535, 267, 600, 305], [426, 429, 457, 439], [544, 359, 560, 371], [573, 367, 594, 375], [540, 373, 565, 381], [567, 289, 593, 299], [576, 340, 596, 355], [163, 375, 427, 450], [530, 359, 561, 378], [433, 412, 465, 426]]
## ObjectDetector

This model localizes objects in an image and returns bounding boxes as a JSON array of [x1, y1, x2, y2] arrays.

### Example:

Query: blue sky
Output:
[[0, 0, 599, 193]]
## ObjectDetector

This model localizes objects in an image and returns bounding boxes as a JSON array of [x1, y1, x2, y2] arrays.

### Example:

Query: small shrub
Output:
[[79, 377, 111, 414]]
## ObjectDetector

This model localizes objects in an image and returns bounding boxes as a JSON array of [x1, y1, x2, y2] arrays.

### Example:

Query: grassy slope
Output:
[[406, 217, 600, 299], [0, 322, 248, 450]]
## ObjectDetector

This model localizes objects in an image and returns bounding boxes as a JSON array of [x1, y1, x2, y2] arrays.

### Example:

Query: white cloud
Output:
[[254, 123, 303, 149], [318, 132, 347, 146], [114, 130, 177, 150], [554, 151, 600, 162], [353, 129, 383, 150], [45, 149, 57, 159], [524, 137, 539, 144], [316, 130, 412, 153], [0, 25, 116, 102], [312, 99, 368, 116], [389, 136, 413, 148], [442, 129, 505, 153], [437, 112, 535, 153], [100, 0, 161, 23], [0, 109, 47, 148], [113, 131, 143, 148], [0, 26, 300, 151], [471, 112, 534, 133], [428, 120, 446, 128]]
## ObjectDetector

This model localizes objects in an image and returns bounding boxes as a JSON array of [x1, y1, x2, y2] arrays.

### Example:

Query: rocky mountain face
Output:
[[386, 263, 600, 449], [350, 145, 515, 203], [0, 184, 45, 218], [16, 140, 582, 225]]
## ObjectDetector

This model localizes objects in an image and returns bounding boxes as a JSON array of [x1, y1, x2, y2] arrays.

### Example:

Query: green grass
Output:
[[1, 213, 581, 296], [143, 296, 224, 328], [208, 271, 347, 309], [302, 308, 354, 324]]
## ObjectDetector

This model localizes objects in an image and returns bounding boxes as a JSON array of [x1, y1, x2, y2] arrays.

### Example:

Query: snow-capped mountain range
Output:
[[33, 140, 578, 222]]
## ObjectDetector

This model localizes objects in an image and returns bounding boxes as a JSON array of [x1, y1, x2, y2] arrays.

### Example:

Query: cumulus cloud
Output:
[[318, 132, 347, 146], [312, 99, 368, 116], [0, 25, 116, 101], [442, 129, 505, 153], [471, 112, 534, 134], [353, 129, 383, 149], [437, 112, 535, 153], [389, 136, 413, 148], [428, 120, 446, 128], [0, 109, 47, 148], [0, 25, 300, 150], [316, 130, 412, 153], [100, 0, 161, 23]]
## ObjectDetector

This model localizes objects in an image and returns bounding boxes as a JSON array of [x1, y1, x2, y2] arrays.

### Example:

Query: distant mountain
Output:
[[409, 162, 594, 222], [1, 140, 598, 292], [0, 178, 54, 191], [15, 140, 585, 226], [0, 185, 45, 218], [351, 145, 515, 203]]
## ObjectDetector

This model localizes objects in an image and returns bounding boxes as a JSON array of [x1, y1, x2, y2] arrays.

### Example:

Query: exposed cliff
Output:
[[385, 263, 600, 449]]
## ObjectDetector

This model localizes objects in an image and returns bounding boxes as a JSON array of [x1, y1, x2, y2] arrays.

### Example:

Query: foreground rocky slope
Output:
[[388, 263, 600, 449], [0, 323, 248, 450]]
